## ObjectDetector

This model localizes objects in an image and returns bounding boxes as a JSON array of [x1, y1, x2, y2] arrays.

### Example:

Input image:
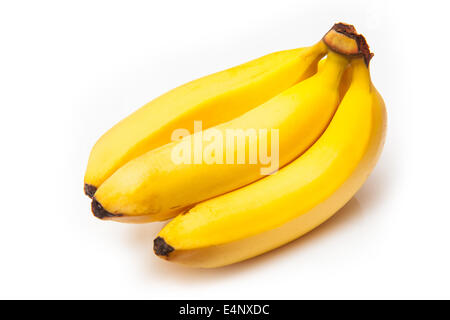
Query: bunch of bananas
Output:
[[84, 23, 386, 268]]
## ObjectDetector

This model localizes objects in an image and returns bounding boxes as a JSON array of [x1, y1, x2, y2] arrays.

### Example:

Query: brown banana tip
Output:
[[154, 237, 175, 257], [91, 197, 123, 219], [84, 183, 97, 198], [323, 22, 374, 66]]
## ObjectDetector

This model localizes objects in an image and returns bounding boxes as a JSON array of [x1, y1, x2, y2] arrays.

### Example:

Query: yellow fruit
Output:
[[318, 58, 352, 99], [92, 50, 348, 222], [154, 57, 387, 268], [84, 41, 327, 196]]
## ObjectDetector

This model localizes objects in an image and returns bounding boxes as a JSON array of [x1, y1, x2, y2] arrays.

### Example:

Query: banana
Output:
[[91, 47, 350, 222], [319, 58, 352, 100], [153, 51, 386, 267], [84, 41, 327, 197]]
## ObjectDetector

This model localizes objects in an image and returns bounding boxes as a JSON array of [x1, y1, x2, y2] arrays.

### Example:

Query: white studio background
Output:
[[0, 0, 448, 299]]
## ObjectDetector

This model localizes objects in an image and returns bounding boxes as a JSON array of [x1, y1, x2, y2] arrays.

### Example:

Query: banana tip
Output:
[[84, 183, 97, 198], [154, 237, 174, 257], [91, 197, 123, 219]]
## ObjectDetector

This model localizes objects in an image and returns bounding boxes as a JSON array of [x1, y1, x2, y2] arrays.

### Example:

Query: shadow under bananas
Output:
[[127, 165, 390, 284]]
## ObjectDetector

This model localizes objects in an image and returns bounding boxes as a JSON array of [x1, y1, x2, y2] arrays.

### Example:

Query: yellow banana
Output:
[[91, 48, 349, 222], [154, 55, 387, 268], [84, 41, 327, 197]]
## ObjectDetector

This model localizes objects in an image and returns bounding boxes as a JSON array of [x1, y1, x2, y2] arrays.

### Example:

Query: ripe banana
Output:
[[91, 48, 349, 222], [318, 58, 352, 100], [153, 54, 386, 268], [84, 41, 327, 197]]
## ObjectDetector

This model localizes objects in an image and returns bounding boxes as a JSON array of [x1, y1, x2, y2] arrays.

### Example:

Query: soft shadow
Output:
[[355, 165, 391, 208], [128, 221, 167, 246]]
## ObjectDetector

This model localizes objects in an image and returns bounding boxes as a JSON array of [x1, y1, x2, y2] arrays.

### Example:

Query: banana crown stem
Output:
[[323, 23, 373, 66], [350, 58, 372, 91]]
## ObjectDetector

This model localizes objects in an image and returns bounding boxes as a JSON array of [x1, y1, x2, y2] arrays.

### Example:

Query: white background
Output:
[[1, 0, 449, 299]]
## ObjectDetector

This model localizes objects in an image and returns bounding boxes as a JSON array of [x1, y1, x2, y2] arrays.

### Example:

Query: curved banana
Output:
[[154, 56, 387, 268], [91, 49, 349, 222], [84, 42, 327, 197]]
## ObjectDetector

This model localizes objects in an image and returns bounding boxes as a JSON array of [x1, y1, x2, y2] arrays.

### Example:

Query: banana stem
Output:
[[350, 58, 372, 91], [322, 23, 373, 66], [317, 51, 348, 88]]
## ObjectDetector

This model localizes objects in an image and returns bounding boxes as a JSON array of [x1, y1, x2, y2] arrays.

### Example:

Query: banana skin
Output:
[[85, 23, 387, 269]]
